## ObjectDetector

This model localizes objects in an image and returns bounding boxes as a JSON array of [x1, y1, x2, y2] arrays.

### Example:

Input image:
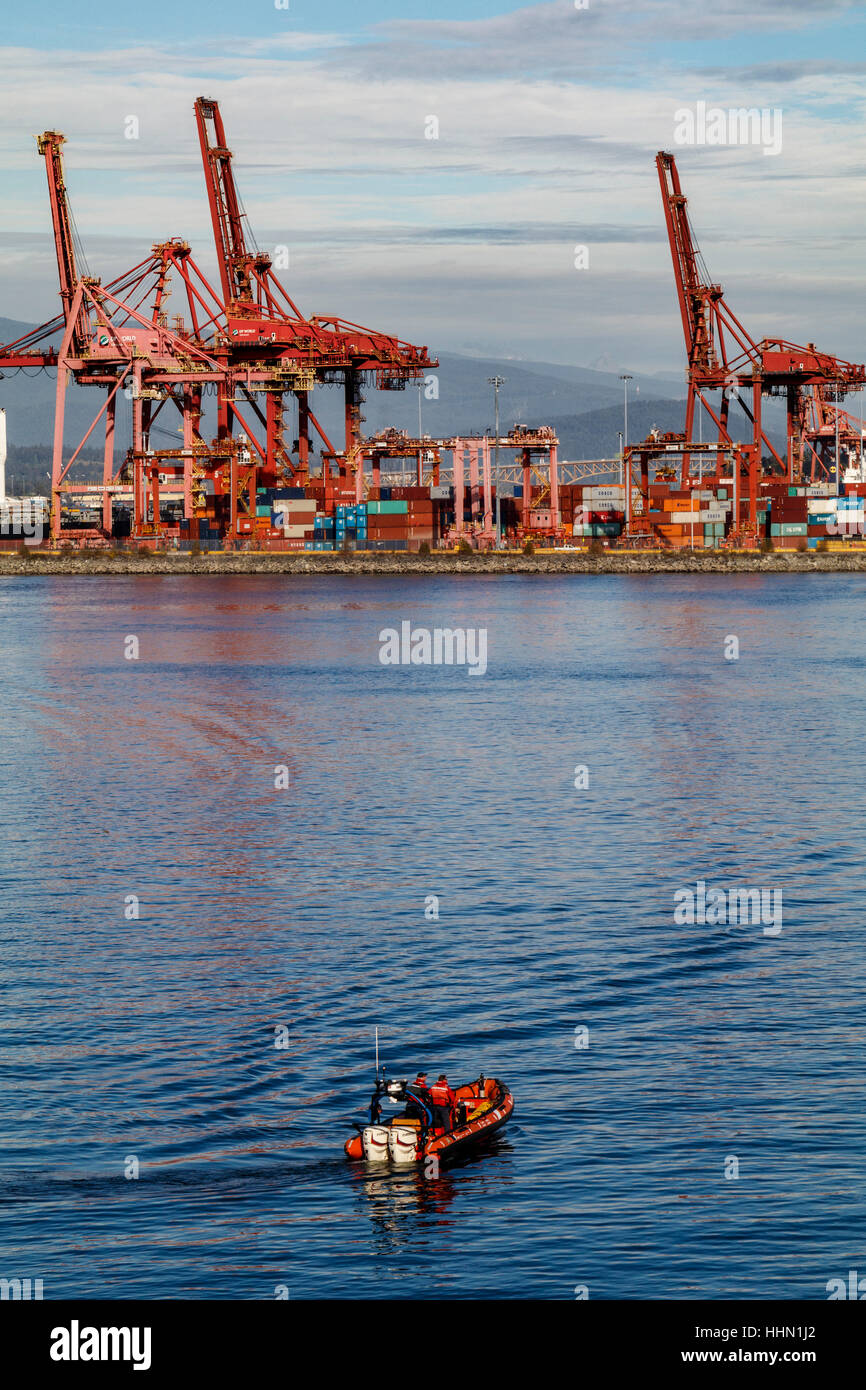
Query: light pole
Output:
[[620, 376, 632, 527], [488, 375, 505, 544], [417, 380, 424, 488], [619, 374, 633, 452]]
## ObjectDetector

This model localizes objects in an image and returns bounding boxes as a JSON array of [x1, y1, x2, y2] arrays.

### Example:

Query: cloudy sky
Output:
[[2, 0, 866, 374]]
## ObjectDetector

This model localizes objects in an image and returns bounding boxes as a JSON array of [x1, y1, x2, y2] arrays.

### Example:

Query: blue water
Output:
[[1, 572, 865, 1299]]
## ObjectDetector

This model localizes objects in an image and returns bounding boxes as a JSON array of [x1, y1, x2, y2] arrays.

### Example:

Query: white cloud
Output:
[[1, 3, 865, 369]]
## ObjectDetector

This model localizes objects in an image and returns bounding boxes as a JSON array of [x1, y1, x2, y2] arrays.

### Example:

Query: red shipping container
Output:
[[386, 486, 421, 500]]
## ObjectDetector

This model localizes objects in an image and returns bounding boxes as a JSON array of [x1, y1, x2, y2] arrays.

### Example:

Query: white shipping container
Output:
[[700, 508, 726, 523], [584, 486, 624, 502]]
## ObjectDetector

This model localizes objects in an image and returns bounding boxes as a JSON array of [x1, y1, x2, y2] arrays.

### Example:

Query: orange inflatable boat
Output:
[[344, 1073, 514, 1165]]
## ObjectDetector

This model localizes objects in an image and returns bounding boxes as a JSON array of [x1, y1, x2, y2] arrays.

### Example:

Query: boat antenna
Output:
[[375, 1026, 379, 1079]]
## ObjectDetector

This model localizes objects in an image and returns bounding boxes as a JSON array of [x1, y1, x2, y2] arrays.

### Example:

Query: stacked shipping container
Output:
[[172, 471, 866, 551]]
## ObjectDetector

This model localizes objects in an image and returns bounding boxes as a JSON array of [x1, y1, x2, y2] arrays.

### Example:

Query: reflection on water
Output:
[[1, 574, 865, 1298]]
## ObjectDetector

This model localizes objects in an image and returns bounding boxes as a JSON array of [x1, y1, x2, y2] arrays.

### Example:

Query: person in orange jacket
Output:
[[429, 1074, 456, 1132]]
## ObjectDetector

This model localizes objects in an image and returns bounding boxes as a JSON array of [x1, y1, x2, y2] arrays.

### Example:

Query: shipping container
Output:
[[583, 486, 624, 503], [367, 500, 409, 515]]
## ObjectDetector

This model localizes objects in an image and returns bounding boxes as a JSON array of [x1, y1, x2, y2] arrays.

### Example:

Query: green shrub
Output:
[[522, 538, 535, 555]]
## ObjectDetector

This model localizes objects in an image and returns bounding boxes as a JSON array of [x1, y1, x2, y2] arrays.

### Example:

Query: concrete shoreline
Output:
[[2, 550, 866, 576]]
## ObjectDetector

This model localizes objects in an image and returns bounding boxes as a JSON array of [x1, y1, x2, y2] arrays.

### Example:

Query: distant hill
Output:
[[549, 399, 686, 462], [352, 352, 686, 440], [549, 396, 788, 464], [2, 316, 785, 490], [0, 314, 116, 465], [0, 319, 685, 450]]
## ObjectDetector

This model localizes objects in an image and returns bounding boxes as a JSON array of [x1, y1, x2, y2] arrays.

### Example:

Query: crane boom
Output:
[[195, 97, 265, 310], [36, 131, 87, 350], [656, 149, 866, 486], [656, 151, 718, 373]]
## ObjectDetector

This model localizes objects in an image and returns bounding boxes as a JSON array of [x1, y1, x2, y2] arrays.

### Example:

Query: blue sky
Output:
[[4, 2, 515, 45], [2, 1, 866, 375]]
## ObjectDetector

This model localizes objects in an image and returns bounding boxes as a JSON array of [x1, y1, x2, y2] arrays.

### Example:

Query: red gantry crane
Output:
[[0, 105, 437, 544], [801, 388, 866, 483], [192, 97, 436, 493], [656, 151, 866, 491], [0, 132, 226, 542]]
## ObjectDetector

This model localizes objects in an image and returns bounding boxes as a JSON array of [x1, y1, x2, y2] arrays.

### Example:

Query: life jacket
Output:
[[430, 1081, 454, 1107]]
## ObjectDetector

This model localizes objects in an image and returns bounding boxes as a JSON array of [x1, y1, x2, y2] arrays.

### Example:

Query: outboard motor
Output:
[[362, 1125, 391, 1162], [388, 1125, 421, 1164], [362, 1077, 410, 1162]]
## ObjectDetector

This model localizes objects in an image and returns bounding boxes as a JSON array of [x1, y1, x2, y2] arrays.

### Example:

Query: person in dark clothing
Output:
[[429, 1074, 456, 1132], [404, 1072, 433, 1126]]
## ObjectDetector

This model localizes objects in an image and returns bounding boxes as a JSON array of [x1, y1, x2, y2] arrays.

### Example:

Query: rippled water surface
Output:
[[1, 572, 865, 1299]]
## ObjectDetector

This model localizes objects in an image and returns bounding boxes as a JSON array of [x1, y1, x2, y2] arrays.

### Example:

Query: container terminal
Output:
[[2, 103, 866, 555]]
